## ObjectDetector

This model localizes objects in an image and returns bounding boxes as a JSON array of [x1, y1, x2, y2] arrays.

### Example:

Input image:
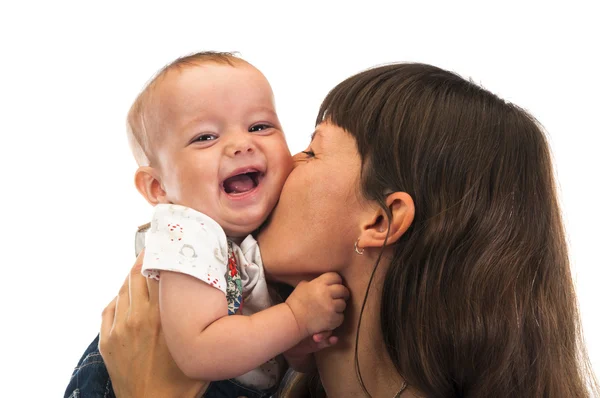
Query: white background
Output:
[[1, 1, 598, 396]]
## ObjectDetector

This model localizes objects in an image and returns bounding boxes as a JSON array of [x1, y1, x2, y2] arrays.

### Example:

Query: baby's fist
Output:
[[286, 272, 349, 336]]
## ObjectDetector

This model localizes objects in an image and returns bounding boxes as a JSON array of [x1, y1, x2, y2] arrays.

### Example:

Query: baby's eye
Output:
[[249, 124, 272, 133], [302, 149, 315, 158], [193, 134, 217, 142]]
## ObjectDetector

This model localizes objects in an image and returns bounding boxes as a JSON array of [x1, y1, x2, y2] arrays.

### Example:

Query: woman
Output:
[[98, 63, 598, 397]]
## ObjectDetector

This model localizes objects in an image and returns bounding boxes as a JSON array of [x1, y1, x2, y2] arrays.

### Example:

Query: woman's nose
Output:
[[291, 152, 304, 168]]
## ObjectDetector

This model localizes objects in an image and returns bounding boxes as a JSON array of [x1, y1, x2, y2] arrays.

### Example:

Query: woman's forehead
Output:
[[313, 122, 355, 149], [312, 121, 338, 143]]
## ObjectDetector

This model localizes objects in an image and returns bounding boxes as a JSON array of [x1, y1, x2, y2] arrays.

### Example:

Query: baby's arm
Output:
[[159, 270, 348, 381]]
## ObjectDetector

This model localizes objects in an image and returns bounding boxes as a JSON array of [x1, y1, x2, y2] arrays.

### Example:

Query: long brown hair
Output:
[[288, 63, 597, 397]]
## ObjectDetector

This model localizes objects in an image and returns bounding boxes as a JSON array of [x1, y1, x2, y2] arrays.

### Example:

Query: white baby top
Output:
[[140, 204, 283, 390]]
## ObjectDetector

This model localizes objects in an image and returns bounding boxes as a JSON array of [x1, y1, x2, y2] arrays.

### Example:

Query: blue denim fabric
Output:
[[204, 379, 275, 398], [64, 334, 115, 398], [65, 334, 274, 398]]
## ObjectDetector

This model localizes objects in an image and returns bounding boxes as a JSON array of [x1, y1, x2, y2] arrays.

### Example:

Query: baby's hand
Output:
[[285, 331, 338, 358], [285, 272, 349, 337], [284, 331, 338, 373]]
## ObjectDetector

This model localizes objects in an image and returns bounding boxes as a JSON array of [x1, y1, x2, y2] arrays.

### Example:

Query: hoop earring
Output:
[[354, 239, 364, 255]]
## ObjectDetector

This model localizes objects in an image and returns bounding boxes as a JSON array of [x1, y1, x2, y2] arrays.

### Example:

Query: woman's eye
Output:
[[249, 124, 271, 133], [193, 134, 217, 142]]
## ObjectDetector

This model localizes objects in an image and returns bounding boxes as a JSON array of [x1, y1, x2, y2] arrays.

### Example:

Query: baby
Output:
[[127, 52, 348, 396]]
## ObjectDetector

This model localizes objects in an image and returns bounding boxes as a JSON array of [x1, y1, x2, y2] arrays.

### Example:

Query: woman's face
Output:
[[257, 121, 368, 284]]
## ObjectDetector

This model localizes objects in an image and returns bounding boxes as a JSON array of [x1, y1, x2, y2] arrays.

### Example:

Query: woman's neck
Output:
[[314, 257, 411, 397]]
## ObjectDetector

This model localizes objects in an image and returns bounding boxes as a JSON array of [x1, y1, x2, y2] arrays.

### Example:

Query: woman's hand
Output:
[[99, 250, 208, 398]]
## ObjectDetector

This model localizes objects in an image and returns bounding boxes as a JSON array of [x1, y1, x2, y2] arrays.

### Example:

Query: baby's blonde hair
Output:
[[126, 51, 246, 166]]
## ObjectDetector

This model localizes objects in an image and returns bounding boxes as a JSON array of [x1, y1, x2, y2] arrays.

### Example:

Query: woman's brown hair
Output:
[[289, 63, 597, 397]]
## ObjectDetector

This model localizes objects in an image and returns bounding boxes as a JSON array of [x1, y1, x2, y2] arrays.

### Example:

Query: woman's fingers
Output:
[[114, 273, 130, 322], [99, 296, 117, 355], [129, 249, 149, 305], [147, 275, 160, 306], [101, 297, 117, 332], [113, 250, 145, 325], [142, 249, 160, 306]]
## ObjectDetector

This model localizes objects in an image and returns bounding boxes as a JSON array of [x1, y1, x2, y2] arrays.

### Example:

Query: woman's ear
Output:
[[357, 192, 415, 249], [134, 166, 168, 206]]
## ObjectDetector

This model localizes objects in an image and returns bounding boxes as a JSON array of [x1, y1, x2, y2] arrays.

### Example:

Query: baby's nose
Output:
[[233, 145, 254, 156], [227, 135, 256, 157]]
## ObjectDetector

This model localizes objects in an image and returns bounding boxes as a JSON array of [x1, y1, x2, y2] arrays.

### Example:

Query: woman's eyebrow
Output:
[[310, 130, 321, 142]]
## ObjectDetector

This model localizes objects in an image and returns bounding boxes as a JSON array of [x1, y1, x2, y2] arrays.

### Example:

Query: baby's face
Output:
[[149, 63, 292, 238]]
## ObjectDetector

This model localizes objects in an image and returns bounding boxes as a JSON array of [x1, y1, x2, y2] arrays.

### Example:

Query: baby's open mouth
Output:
[[222, 171, 262, 194]]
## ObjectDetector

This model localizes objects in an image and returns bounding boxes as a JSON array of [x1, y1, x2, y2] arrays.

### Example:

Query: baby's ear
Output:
[[134, 166, 167, 206]]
